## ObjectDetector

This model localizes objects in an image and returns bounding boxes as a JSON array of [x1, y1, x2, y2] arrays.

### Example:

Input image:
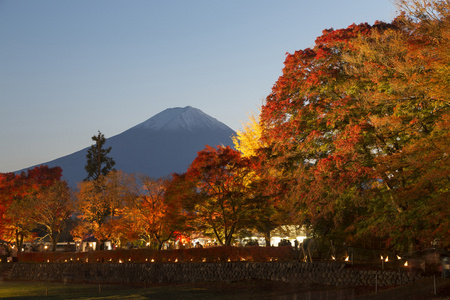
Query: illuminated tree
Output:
[[340, 2, 450, 250], [259, 2, 450, 251], [182, 146, 254, 246], [30, 180, 74, 251], [232, 113, 290, 246], [260, 23, 390, 247], [123, 176, 186, 250], [74, 170, 131, 248], [232, 111, 265, 158], [0, 166, 64, 252]]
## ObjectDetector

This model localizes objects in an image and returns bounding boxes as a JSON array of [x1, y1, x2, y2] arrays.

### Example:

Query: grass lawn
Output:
[[1, 278, 448, 299], [0, 280, 356, 300], [0, 281, 238, 300], [0, 280, 310, 300]]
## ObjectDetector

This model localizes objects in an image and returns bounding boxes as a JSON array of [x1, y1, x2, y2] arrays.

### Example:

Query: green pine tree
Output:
[[84, 131, 116, 181]]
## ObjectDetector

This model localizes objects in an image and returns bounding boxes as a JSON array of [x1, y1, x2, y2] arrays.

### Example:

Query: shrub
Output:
[[17, 246, 296, 264]]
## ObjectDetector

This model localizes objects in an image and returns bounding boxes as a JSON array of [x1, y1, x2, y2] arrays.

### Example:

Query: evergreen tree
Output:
[[84, 131, 115, 181]]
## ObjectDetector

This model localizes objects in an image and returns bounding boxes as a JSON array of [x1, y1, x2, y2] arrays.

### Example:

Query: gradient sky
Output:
[[0, 0, 397, 173]]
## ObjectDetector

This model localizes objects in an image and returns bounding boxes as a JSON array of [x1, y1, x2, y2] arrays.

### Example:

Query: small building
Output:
[[270, 225, 308, 247]]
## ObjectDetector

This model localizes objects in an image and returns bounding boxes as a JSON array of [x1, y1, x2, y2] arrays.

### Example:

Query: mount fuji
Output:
[[20, 106, 236, 186]]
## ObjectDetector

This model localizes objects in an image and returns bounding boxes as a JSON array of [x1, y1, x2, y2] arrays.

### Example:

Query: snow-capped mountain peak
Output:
[[18, 106, 236, 186], [133, 106, 231, 132]]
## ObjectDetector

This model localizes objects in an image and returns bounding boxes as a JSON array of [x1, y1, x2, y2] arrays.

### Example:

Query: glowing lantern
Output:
[[404, 261, 408, 267], [345, 256, 349, 262]]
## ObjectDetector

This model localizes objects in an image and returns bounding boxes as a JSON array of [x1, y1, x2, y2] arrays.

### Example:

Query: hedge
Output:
[[17, 246, 297, 264]]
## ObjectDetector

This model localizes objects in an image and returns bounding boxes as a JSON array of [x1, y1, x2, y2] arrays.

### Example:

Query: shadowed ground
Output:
[[0, 275, 449, 299]]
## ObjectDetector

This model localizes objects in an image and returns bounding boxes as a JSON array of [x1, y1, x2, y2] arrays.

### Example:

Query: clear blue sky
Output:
[[0, 0, 397, 173]]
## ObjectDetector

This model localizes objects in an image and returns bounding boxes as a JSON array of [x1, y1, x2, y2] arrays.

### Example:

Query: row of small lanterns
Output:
[[328, 254, 408, 268], [42, 257, 253, 263]]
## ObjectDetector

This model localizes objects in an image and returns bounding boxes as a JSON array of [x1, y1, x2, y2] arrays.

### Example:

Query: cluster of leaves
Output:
[[0, 166, 73, 252], [256, 0, 450, 251]]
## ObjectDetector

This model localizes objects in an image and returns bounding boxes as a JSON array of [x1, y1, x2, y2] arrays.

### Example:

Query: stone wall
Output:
[[9, 261, 422, 287]]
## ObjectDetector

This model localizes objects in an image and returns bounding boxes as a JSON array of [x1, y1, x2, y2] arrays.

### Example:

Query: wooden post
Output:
[[375, 274, 378, 294], [434, 275, 437, 296]]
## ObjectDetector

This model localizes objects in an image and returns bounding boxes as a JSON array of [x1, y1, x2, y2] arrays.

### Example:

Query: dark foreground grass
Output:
[[0, 280, 355, 300], [1, 278, 449, 300]]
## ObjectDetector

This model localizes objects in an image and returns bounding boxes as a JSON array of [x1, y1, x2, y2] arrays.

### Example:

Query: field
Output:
[[1, 278, 450, 300], [0, 280, 360, 300]]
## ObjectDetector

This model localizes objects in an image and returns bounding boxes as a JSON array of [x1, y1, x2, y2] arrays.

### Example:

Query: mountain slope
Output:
[[20, 106, 236, 186]]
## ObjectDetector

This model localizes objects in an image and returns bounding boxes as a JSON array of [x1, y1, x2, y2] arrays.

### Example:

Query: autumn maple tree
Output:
[[232, 113, 291, 246], [260, 22, 388, 248], [0, 166, 69, 252], [73, 170, 132, 248], [258, 0, 450, 251], [341, 0, 450, 250], [123, 176, 186, 250], [179, 145, 255, 246], [29, 180, 74, 251]]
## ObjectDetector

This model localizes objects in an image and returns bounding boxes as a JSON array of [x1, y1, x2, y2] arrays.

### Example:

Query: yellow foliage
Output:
[[232, 111, 265, 158]]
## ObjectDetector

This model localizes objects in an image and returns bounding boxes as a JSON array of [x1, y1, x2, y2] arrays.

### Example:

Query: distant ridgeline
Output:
[[17, 107, 236, 186]]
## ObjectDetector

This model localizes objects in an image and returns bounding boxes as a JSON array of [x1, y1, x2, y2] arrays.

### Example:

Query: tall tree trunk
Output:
[[264, 230, 271, 247], [213, 227, 224, 245], [225, 224, 235, 246], [51, 231, 61, 251], [15, 230, 24, 253]]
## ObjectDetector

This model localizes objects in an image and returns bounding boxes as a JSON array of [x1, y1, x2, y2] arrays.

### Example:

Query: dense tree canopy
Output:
[[123, 176, 186, 250], [259, 0, 450, 251], [177, 146, 255, 246], [73, 170, 132, 248], [0, 166, 71, 251]]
